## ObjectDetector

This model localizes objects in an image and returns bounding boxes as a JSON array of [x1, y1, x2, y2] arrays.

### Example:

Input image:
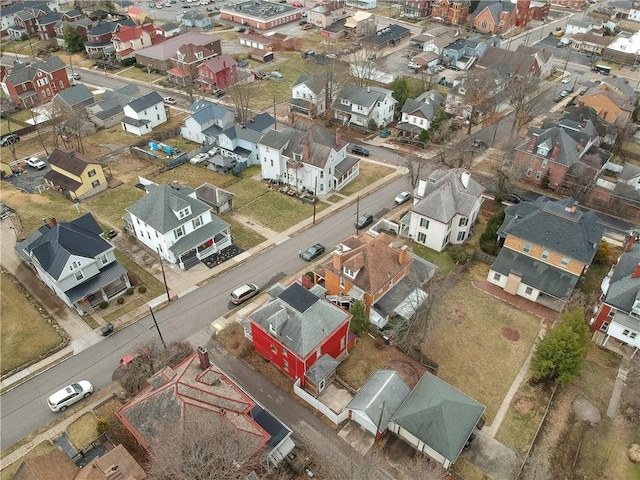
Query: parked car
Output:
[[163, 96, 177, 105], [355, 213, 374, 230], [394, 191, 412, 205], [553, 94, 564, 102], [0, 134, 20, 147], [302, 50, 316, 59], [25, 156, 46, 169], [350, 145, 369, 156], [472, 139, 486, 148], [234, 27, 246, 32], [326, 53, 337, 59], [230, 283, 260, 305], [508, 193, 526, 204], [561, 78, 571, 84], [190, 152, 209, 164], [407, 62, 420, 70], [47, 381, 93, 412], [237, 60, 249, 68], [213, 88, 225, 98], [302, 23, 313, 30], [119, 347, 150, 369], [379, 129, 392, 138], [71, 73, 81, 80], [300, 243, 325, 261]]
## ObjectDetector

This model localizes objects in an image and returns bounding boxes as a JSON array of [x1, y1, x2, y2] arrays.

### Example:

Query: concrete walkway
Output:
[[606, 356, 631, 418]]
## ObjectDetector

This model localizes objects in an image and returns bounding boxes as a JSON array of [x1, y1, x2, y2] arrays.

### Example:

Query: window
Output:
[[282, 347, 288, 357], [631, 332, 638, 339], [74, 270, 84, 281], [174, 226, 185, 239], [91, 180, 100, 188], [493, 272, 501, 281], [523, 243, 532, 253], [535, 170, 542, 180], [100, 254, 108, 265], [417, 232, 426, 243], [526, 168, 532, 177], [420, 218, 429, 229], [270, 344, 277, 354], [192, 216, 202, 229], [459, 217, 468, 227], [542, 250, 549, 260], [316, 347, 321, 358], [340, 337, 345, 349], [600, 321, 610, 332], [561, 257, 569, 267], [525, 286, 533, 295], [88, 169, 96, 177], [283, 360, 289, 371], [270, 159, 273, 167], [457, 231, 465, 241], [541, 159, 548, 168], [340, 277, 345, 288], [343, 266, 356, 279]]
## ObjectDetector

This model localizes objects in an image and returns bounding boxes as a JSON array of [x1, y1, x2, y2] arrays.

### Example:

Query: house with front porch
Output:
[[124, 182, 233, 270], [332, 83, 396, 129], [216, 113, 275, 168], [196, 54, 238, 92], [487, 196, 604, 311], [84, 19, 136, 58], [0, 56, 70, 107], [246, 281, 352, 389], [7, 4, 52, 40], [258, 122, 359, 196], [289, 73, 335, 119], [167, 43, 216, 86], [590, 232, 640, 359], [112, 23, 160, 61], [14, 214, 131, 316], [397, 89, 444, 138]]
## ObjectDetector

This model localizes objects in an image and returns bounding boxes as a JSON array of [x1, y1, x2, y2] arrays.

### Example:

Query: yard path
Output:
[[230, 212, 280, 239]]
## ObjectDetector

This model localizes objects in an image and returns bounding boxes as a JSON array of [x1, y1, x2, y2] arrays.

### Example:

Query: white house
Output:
[[630, 6, 640, 22], [332, 84, 396, 129], [14, 214, 131, 315], [216, 112, 275, 167], [288, 73, 335, 119], [121, 91, 167, 136], [180, 100, 235, 145], [123, 182, 233, 269], [402, 169, 484, 252], [345, 0, 377, 9], [257, 122, 359, 196], [397, 89, 444, 137]]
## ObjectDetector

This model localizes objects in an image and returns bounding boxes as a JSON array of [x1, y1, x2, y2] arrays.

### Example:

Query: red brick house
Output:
[[197, 54, 238, 91], [8, 5, 51, 40], [471, 0, 520, 34], [431, 0, 470, 25], [112, 23, 160, 61], [84, 19, 137, 58], [247, 281, 351, 389], [36, 11, 62, 41], [1, 56, 70, 106], [167, 43, 216, 86]]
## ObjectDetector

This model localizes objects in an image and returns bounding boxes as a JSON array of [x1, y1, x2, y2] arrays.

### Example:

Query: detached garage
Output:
[[347, 370, 410, 438]]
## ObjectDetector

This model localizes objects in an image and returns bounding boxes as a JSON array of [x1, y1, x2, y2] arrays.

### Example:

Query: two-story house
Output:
[[180, 99, 236, 145], [445, 67, 507, 122], [53, 17, 93, 48], [14, 214, 131, 315], [86, 84, 140, 128], [196, 54, 238, 92], [247, 281, 352, 389], [1, 56, 70, 106], [397, 89, 444, 138], [402, 169, 485, 252], [1, 2, 51, 38], [8, 5, 52, 40], [258, 122, 359, 195], [308, 0, 348, 28], [44, 149, 108, 200], [431, 0, 470, 25], [487, 196, 604, 311], [112, 23, 160, 61], [84, 19, 136, 58], [514, 121, 598, 190], [288, 73, 335, 119], [332, 84, 396, 129], [135, 31, 221, 73], [217, 113, 275, 167], [591, 233, 640, 358], [121, 91, 167, 136], [167, 43, 216, 86], [400, 0, 433, 19], [123, 182, 233, 269], [35, 11, 63, 41], [576, 88, 634, 128]]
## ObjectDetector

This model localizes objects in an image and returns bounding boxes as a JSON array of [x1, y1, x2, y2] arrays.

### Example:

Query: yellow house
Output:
[[45, 149, 108, 200]]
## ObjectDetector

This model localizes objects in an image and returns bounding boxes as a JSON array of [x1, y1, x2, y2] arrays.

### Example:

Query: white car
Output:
[[47, 381, 93, 412], [25, 156, 46, 170], [394, 191, 412, 205], [163, 96, 177, 105], [562, 78, 571, 84], [407, 62, 420, 70], [190, 152, 209, 164]]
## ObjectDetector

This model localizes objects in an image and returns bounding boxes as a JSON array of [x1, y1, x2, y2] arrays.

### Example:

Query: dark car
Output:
[[300, 243, 325, 261], [355, 213, 374, 230], [472, 139, 486, 148], [0, 134, 20, 147], [508, 193, 526, 204], [351, 145, 370, 156]]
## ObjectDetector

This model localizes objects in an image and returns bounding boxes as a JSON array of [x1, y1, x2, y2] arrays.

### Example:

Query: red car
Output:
[[302, 23, 313, 30], [119, 346, 150, 368]]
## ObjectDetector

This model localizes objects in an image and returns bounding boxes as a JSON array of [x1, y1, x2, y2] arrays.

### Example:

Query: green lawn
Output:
[[412, 244, 455, 275], [83, 185, 144, 228], [220, 214, 266, 251]]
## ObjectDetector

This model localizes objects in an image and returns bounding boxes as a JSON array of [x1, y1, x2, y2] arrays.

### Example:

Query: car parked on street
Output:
[[0, 134, 20, 147], [47, 381, 93, 412], [394, 191, 412, 205], [230, 283, 260, 305], [71, 73, 81, 80], [350, 145, 369, 156], [163, 96, 177, 105], [300, 244, 325, 261], [379, 129, 391, 138], [472, 139, 486, 148], [119, 347, 150, 369], [508, 193, 526, 204], [25, 156, 46, 169], [355, 213, 374, 230]]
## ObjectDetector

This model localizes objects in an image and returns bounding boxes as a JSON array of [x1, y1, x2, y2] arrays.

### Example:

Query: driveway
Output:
[[4, 163, 49, 194], [462, 430, 518, 480]]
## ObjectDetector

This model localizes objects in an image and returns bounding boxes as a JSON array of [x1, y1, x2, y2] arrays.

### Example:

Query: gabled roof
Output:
[[134, 31, 219, 61], [411, 169, 484, 223], [112, 23, 155, 42], [195, 183, 235, 207], [563, 105, 610, 137], [36, 11, 63, 25], [498, 196, 604, 264], [401, 89, 443, 120], [175, 43, 214, 63], [6, 56, 66, 86], [87, 19, 135, 37], [347, 370, 410, 431], [477, 46, 538, 76], [517, 126, 585, 168], [200, 54, 237, 72], [47, 149, 102, 176], [334, 83, 394, 109], [250, 281, 350, 358], [126, 91, 163, 112], [74, 444, 146, 480], [601, 239, 640, 312], [189, 101, 235, 127], [13, 450, 77, 480], [391, 372, 485, 464], [126, 183, 214, 234], [54, 84, 94, 107], [472, 0, 514, 20], [16, 214, 110, 280], [1, 1, 49, 20], [292, 73, 325, 95]]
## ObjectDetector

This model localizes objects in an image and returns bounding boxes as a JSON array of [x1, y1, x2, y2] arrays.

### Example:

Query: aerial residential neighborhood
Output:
[[1, 0, 640, 479]]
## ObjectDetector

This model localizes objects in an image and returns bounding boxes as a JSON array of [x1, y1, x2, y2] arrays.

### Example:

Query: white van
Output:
[[230, 283, 260, 305]]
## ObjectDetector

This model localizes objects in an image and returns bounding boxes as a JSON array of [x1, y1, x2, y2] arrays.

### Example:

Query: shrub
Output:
[[480, 209, 505, 255], [127, 287, 134, 295], [138, 285, 147, 294], [448, 245, 468, 264], [96, 417, 109, 435], [99, 301, 109, 310], [593, 241, 613, 265], [117, 297, 125, 305]]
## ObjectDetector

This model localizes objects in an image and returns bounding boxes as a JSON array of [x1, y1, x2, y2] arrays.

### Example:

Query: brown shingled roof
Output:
[[48, 149, 102, 176]]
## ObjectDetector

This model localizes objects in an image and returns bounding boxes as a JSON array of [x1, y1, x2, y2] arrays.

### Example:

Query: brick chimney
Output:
[[632, 263, 640, 279], [302, 141, 309, 161], [528, 133, 538, 152], [625, 232, 638, 253], [577, 138, 585, 152], [551, 142, 561, 160], [335, 127, 341, 147], [398, 245, 408, 264], [197, 346, 210, 370], [333, 245, 343, 270], [49, 216, 57, 226]]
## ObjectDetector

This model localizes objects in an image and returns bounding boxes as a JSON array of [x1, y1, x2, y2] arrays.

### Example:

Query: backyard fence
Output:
[[293, 379, 349, 425]]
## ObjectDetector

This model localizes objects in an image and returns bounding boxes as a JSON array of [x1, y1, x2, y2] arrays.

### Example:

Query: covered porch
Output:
[[66, 262, 131, 315], [171, 225, 233, 270]]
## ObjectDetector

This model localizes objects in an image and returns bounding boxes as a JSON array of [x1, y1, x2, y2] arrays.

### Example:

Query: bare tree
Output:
[[349, 48, 384, 87], [146, 415, 266, 480], [506, 73, 540, 138], [459, 70, 495, 135], [405, 152, 426, 189], [309, 57, 349, 121], [1, 100, 19, 162], [227, 72, 256, 124]]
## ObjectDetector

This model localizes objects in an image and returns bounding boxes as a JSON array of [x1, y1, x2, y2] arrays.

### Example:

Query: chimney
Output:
[[335, 127, 341, 147], [565, 200, 578, 214], [49, 216, 57, 226], [398, 245, 408, 264], [551, 142, 561, 160], [460, 171, 470, 189], [528, 132, 538, 152], [581, 118, 587, 128], [632, 263, 640, 279], [197, 346, 210, 370], [625, 232, 638, 253], [302, 142, 310, 161], [577, 138, 585, 152], [333, 245, 343, 270]]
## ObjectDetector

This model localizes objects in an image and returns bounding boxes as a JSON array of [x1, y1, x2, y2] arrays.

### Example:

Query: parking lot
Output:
[[4, 160, 50, 194]]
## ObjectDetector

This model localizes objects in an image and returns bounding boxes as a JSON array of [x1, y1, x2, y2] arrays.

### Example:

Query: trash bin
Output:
[[101, 323, 114, 336]]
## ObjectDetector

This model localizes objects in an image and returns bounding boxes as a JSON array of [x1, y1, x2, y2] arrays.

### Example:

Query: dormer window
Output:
[[269, 323, 276, 334], [343, 266, 357, 279], [293, 152, 302, 161], [177, 206, 191, 219], [177, 52, 185, 61], [195, 51, 203, 59], [537, 145, 549, 156]]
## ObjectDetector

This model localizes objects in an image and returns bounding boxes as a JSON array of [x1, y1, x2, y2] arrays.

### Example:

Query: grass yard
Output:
[[338, 162, 395, 197], [622, 141, 640, 159], [115, 66, 164, 83], [452, 457, 491, 480], [325, 194, 343, 203], [423, 262, 542, 424], [220, 214, 266, 251], [66, 413, 98, 451], [225, 177, 270, 209], [0, 441, 58, 480], [412, 244, 455, 275], [151, 163, 239, 190], [337, 335, 386, 389], [0, 271, 66, 376], [83, 186, 145, 228]]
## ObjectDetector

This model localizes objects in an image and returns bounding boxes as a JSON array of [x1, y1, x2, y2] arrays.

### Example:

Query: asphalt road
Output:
[[0, 172, 413, 449]]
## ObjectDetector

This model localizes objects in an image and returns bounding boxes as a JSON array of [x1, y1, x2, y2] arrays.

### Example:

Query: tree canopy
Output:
[[63, 26, 84, 53]]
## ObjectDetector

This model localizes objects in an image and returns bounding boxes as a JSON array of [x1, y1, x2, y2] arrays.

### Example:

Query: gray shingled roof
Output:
[[293, 73, 325, 95], [401, 89, 443, 120], [613, 163, 640, 206], [127, 91, 164, 113], [602, 242, 640, 312], [472, 0, 514, 21], [347, 370, 410, 431], [249, 282, 350, 358], [190, 101, 234, 126], [391, 372, 484, 464], [499, 196, 604, 264], [54, 84, 94, 107], [517, 126, 584, 168], [411, 169, 484, 223], [333, 83, 393, 110], [7, 56, 66, 86]]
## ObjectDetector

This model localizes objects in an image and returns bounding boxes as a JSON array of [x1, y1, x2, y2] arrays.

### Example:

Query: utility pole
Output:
[[149, 307, 167, 349], [157, 248, 171, 303], [312, 176, 318, 225], [355, 196, 360, 235], [273, 97, 277, 130]]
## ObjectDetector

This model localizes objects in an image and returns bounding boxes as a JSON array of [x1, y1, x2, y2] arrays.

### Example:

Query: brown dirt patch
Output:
[[502, 327, 521, 341], [378, 346, 428, 389], [514, 395, 534, 414]]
